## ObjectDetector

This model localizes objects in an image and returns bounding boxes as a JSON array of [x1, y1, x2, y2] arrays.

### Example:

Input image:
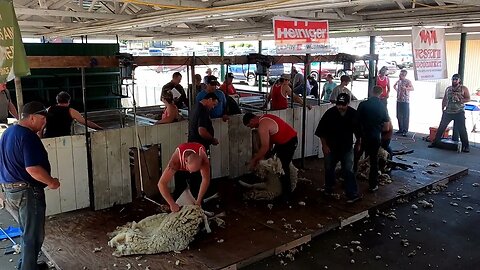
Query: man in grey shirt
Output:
[[0, 83, 18, 124]]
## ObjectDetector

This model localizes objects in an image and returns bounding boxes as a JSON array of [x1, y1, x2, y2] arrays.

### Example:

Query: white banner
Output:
[[411, 26, 447, 80]]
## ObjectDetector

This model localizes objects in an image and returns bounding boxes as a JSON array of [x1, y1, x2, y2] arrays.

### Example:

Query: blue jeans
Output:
[[4, 186, 46, 270], [324, 148, 358, 199]]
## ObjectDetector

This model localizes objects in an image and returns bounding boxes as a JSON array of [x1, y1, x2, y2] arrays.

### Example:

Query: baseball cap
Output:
[[22, 101, 48, 117], [226, 72, 235, 79], [281, 74, 291, 80], [336, 93, 350, 106], [206, 75, 219, 85], [452, 74, 461, 80]]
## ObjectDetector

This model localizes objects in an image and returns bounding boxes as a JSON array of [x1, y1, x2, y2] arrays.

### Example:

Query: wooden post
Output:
[[14, 77, 24, 115]]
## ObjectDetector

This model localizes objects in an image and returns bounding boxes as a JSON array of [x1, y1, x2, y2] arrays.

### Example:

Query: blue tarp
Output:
[[0, 226, 22, 240]]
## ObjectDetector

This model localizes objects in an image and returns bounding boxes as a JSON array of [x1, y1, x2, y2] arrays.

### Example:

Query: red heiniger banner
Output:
[[273, 16, 329, 54], [411, 26, 447, 81]]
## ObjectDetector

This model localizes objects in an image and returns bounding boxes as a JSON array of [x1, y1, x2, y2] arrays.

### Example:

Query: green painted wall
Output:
[[6, 43, 120, 111]]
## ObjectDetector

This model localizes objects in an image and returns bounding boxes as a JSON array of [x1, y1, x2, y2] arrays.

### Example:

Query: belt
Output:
[[1, 182, 29, 189]]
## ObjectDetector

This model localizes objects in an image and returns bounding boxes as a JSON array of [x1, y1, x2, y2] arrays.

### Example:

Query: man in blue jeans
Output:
[[315, 93, 361, 203], [0, 101, 61, 270]]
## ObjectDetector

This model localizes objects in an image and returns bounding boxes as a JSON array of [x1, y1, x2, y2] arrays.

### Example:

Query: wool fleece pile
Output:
[[108, 190, 205, 256]]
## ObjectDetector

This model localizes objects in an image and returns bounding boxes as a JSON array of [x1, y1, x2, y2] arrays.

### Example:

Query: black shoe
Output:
[[37, 261, 49, 270], [427, 143, 436, 148], [394, 130, 403, 134], [402, 132, 407, 137], [368, 185, 379, 192], [346, 195, 362, 204], [462, 146, 470, 153]]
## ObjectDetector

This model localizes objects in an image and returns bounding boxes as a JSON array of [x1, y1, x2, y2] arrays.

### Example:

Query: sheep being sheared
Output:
[[355, 147, 391, 184], [238, 157, 298, 200], [108, 189, 206, 257]]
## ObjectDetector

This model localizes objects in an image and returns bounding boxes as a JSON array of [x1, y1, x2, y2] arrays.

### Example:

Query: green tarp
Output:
[[0, 0, 30, 83]]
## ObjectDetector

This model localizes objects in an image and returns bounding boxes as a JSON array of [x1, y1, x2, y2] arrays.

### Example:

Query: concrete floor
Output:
[[245, 135, 480, 270]]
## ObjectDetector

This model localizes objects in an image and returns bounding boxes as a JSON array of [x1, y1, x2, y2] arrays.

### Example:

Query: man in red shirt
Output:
[[243, 112, 298, 200], [157, 142, 211, 212], [219, 72, 237, 97], [265, 74, 311, 110]]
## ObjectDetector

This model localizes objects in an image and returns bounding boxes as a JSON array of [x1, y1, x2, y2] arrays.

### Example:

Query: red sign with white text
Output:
[[273, 17, 329, 54]]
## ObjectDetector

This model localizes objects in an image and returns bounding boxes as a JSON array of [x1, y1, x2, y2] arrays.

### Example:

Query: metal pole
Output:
[[14, 77, 24, 116], [301, 54, 310, 168], [368, 35, 376, 97], [318, 62, 322, 105], [81, 67, 95, 209], [220, 42, 225, 81], [458, 32, 467, 80], [189, 53, 196, 111], [258, 40, 263, 92]]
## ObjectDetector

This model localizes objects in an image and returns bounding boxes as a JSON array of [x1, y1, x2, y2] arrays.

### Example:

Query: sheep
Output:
[[354, 147, 391, 184], [238, 157, 298, 200], [108, 189, 206, 257]]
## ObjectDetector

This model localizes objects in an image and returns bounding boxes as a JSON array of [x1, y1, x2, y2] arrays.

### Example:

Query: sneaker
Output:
[[402, 132, 408, 137], [394, 130, 403, 134], [346, 196, 362, 204], [368, 185, 379, 192]]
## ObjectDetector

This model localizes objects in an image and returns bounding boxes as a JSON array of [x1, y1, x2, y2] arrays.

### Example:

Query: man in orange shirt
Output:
[[219, 73, 237, 97]]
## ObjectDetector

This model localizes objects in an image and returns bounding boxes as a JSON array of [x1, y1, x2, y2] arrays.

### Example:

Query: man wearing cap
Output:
[[162, 72, 188, 109], [195, 75, 228, 120], [219, 72, 237, 97], [243, 112, 298, 201], [329, 75, 357, 103], [315, 93, 361, 203], [265, 74, 311, 110], [0, 101, 61, 270], [357, 85, 391, 192], [189, 92, 220, 150], [428, 74, 470, 152], [43, 91, 103, 138], [0, 83, 18, 124]]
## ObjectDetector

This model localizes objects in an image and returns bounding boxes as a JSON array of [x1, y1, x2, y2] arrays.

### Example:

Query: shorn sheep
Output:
[[238, 156, 298, 200]]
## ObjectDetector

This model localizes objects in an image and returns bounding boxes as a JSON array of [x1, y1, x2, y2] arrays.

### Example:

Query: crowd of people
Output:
[[0, 65, 474, 269]]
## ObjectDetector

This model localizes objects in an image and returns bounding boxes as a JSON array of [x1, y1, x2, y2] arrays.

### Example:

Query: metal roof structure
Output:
[[13, 0, 480, 41]]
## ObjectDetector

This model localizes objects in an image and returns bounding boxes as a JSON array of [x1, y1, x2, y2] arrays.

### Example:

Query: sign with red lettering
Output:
[[273, 16, 330, 54], [411, 26, 447, 80]]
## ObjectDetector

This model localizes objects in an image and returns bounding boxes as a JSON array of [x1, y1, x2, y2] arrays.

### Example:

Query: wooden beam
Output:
[[435, 0, 446, 5], [27, 56, 119, 69], [14, 7, 134, 20], [394, 0, 406, 10]]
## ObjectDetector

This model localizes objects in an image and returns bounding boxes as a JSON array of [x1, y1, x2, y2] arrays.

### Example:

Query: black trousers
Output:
[[364, 139, 381, 189], [434, 111, 469, 148], [172, 171, 202, 200], [272, 136, 298, 200]]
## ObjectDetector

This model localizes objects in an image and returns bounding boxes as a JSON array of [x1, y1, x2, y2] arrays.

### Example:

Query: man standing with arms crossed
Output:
[[0, 101, 60, 270]]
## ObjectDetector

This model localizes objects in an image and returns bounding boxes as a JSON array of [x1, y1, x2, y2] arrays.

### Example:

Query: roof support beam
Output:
[[14, 7, 134, 20], [394, 0, 406, 10]]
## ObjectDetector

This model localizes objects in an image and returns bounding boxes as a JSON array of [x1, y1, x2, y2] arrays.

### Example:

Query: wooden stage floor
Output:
[[42, 156, 468, 270]]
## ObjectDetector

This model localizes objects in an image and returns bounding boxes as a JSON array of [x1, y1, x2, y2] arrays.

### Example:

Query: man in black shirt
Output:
[[162, 72, 188, 109], [188, 92, 219, 150], [357, 85, 391, 192], [315, 93, 361, 203]]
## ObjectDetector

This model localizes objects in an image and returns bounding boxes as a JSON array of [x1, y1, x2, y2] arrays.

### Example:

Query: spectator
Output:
[[195, 75, 228, 120], [219, 72, 238, 97], [265, 74, 311, 110], [428, 74, 470, 152], [320, 74, 337, 102], [376, 66, 391, 107], [292, 67, 306, 95], [393, 69, 414, 136], [162, 72, 188, 109], [330, 75, 357, 103], [0, 83, 18, 124], [155, 90, 180, 124], [188, 92, 219, 150], [43, 91, 102, 138], [307, 75, 319, 98]]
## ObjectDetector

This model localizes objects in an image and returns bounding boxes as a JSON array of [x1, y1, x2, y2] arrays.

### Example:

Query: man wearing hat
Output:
[[265, 74, 311, 110], [428, 74, 470, 152], [219, 72, 237, 97], [315, 93, 361, 203], [0, 101, 61, 270], [0, 83, 18, 124], [195, 75, 228, 120]]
